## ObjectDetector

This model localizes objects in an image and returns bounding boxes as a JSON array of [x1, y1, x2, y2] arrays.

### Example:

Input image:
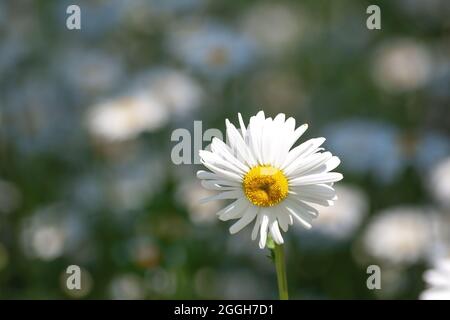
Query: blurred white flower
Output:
[[241, 3, 305, 57], [371, 38, 432, 92], [21, 204, 86, 261], [110, 274, 145, 299], [87, 92, 169, 142], [324, 119, 403, 184], [303, 184, 368, 241], [167, 20, 255, 79], [363, 206, 432, 265], [428, 157, 450, 209], [420, 258, 450, 300], [133, 68, 204, 118]]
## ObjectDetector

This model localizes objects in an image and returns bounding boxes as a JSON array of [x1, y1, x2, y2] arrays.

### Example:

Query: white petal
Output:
[[287, 124, 309, 150], [306, 156, 341, 175], [225, 119, 257, 167], [259, 213, 269, 249], [285, 204, 313, 229], [200, 179, 240, 188], [270, 220, 284, 244], [299, 137, 327, 158], [200, 159, 242, 182], [273, 116, 295, 168], [247, 113, 265, 164], [289, 172, 343, 186], [277, 211, 290, 232], [251, 211, 263, 240], [284, 200, 314, 229], [290, 211, 312, 229], [199, 190, 243, 203], [211, 138, 250, 173], [296, 195, 334, 207], [255, 110, 265, 120], [290, 184, 337, 200], [229, 205, 258, 234], [286, 197, 319, 216], [323, 156, 341, 172], [201, 180, 238, 191], [238, 113, 247, 137], [261, 117, 274, 165], [285, 152, 332, 177], [274, 113, 286, 125], [200, 150, 246, 175], [217, 198, 249, 221], [281, 137, 325, 170], [284, 117, 296, 135], [197, 170, 222, 180]]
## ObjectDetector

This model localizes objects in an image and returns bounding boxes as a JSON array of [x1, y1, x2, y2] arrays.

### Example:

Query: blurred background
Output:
[[1, 0, 450, 299]]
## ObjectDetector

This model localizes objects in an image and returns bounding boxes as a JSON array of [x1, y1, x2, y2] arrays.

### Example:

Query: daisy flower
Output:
[[197, 111, 343, 249], [362, 206, 432, 265]]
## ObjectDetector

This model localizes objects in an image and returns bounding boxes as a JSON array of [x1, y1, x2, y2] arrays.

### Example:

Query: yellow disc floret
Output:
[[243, 165, 289, 207]]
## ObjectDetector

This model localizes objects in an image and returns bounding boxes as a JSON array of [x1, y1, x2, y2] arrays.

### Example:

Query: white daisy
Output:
[[197, 111, 343, 249], [371, 38, 432, 93], [420, 258, 450, 300], [362, 206, 432, 265], [86, 91, 169, 142], [241, 3, 305, 57]]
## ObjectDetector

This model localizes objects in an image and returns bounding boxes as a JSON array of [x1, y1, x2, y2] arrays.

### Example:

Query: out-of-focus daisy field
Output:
[[1, 0, 450, 299]]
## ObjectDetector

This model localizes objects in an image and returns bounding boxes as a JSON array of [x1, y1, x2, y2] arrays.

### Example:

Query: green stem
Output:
[[272, 243, 289, 300]]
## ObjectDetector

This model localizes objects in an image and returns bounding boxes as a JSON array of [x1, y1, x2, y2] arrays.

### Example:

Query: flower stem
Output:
[[272, 243, 289, 300]]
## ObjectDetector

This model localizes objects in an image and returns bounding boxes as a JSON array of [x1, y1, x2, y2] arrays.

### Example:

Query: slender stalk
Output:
[[272, 243, 289, 300]]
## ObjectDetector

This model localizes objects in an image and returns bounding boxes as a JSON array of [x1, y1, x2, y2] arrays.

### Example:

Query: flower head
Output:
[[197, 111, 343, 248], [362, 206, 432, 265]]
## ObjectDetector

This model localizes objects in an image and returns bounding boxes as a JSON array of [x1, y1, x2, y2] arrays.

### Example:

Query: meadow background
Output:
[[0, 0, 449, 299]]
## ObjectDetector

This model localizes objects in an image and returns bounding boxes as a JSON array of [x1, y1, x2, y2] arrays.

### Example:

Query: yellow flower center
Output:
[[243, 165, 289, 207]]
